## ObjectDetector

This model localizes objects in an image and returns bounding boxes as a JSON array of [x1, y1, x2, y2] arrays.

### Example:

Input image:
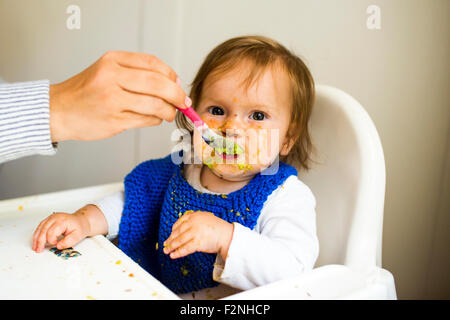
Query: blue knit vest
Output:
[[118, 153, 298, 294]]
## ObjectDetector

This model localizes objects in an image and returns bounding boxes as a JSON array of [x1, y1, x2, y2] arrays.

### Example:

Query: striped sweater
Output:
[[0, 80, 57, 164]]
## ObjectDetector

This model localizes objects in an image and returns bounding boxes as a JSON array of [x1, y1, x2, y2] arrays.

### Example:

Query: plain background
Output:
[[0, 0, 448, 299]]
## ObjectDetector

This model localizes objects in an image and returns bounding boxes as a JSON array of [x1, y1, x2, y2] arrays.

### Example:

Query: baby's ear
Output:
[[280, 134, 295, 156]]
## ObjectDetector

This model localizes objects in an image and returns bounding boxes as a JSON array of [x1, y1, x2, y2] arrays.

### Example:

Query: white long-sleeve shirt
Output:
[[93, 163, 319, 299], [0, 80, 57, 164]]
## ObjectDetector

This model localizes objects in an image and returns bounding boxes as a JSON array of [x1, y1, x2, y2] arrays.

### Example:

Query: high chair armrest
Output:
[[222, 264, 397, 300]]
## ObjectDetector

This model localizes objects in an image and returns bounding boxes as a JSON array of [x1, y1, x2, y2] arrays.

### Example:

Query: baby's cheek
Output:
[[203, 118, 223, 130], [245, 128, 279, 167]]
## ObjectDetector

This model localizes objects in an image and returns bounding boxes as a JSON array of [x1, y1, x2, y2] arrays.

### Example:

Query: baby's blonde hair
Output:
[[176, 35, 315, 170]]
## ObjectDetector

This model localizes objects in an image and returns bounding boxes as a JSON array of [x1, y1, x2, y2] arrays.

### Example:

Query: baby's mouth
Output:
[[219, 151, 240, 161], [203, 146, 253, 173], [215, 137, 244, 160], [209, 133, 244, 158]]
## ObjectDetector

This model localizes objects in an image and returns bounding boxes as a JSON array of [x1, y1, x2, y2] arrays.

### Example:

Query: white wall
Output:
[[0, 0, 448, 299], [0, 0, 143, 198]]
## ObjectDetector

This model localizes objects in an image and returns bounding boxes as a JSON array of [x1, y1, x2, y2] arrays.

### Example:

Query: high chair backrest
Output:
[[298, 85, 386, 269]]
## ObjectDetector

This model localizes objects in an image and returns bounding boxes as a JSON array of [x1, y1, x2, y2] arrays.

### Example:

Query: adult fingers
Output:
[[117, 68, 190, 110], [109, 51, 178, 82], [119, 111, 163, 129], [121, 92, 177, 122]]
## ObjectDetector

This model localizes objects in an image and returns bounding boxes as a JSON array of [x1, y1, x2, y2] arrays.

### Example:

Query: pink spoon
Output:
[[178, 106, 244, 155]]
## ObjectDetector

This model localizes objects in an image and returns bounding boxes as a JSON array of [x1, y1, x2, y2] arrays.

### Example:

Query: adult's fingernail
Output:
[[185, 96, 192, 108]]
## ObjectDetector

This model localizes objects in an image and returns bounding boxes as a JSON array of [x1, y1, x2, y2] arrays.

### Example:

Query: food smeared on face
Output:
[[207, 134, 244, 157], [236, 163, 252, 172]]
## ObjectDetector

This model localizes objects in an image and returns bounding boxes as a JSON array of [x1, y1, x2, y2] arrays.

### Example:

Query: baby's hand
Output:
[[32, 208, 91, 253], [163, 211, 234, 260]]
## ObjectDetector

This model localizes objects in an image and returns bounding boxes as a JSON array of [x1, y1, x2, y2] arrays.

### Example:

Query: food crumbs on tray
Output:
[[152, 292, 157, 296], [18, 205, 23, 211], [155, 242, 159, 250], [86, 296, 95, 300], [221, 194, 227, 199], [128, 273, 134, 277], [115, 260, 122, 265], [125, 288, 132, 292]]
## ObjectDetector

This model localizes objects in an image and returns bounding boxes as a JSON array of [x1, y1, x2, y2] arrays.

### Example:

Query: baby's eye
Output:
[[250, 111, 266, 121], [208, 106, 225, 116]]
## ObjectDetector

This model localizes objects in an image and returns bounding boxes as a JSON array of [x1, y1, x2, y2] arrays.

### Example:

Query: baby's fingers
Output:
[[32, 217, 48, 251], [164, 229, 193, 256], [168, 239, 198, 259], [167, 219, 191, 244], [33, 218, 56, 253], [56, 230, 82, 250], [46, 222, 67, 247], [171, 213, 192, 232]]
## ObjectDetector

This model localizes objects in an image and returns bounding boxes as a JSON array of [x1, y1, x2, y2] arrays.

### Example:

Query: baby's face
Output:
[[193, 61, 293, 182]]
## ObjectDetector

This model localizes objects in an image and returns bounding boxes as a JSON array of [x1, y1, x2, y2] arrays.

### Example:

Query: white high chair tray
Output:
[[0, 183, 179, 300]]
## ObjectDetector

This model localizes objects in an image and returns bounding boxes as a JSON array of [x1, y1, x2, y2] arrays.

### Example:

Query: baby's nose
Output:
[[221, 116, 246, 137]]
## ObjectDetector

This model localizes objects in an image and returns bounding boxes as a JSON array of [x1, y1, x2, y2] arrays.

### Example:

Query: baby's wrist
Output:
[[219, 222, 234, 261], [73, 205, 93, 237]]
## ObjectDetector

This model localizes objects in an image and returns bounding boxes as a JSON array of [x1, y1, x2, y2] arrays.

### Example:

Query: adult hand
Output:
[[49, 51, 191, 142]]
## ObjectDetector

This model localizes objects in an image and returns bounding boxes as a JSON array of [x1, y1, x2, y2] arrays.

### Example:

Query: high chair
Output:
[[0, 85, 396, 299]]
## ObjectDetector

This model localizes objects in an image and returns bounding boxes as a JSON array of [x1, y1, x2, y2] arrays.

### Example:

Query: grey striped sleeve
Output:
[[0, 80, 57, 164]]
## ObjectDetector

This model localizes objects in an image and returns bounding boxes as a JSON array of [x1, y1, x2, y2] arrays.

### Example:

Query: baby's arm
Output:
[[90, 191, 124, 239], [32, 204, 108, 253], [212, 176, 319, 290]]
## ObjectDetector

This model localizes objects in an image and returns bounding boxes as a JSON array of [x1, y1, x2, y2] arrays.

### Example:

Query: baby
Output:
[[32, 35, 319, 296]]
